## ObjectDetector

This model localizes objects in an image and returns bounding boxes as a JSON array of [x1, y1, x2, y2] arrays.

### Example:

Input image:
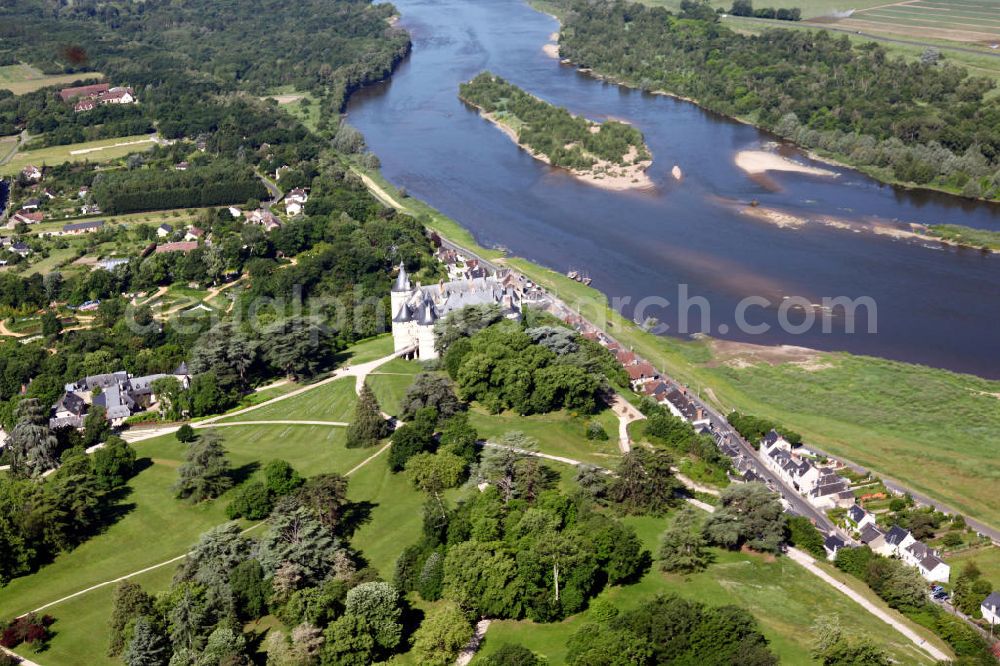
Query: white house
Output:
[[982, 592, 1000, 625], [823, 534, 846, 561], [21, 165, 42, 182], [157, 223, 173, 238], [390, 263, 521, 360], [761, 436, 821, 494], [902, 540, 951, 583], [284, 188, 308, 216], [845, 505, 877, 533]]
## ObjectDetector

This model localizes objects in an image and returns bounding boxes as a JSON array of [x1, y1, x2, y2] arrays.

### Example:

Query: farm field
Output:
[[818, 0, 1000, 44], [0, 133, 159, 176], [0, 64, 103, 95]]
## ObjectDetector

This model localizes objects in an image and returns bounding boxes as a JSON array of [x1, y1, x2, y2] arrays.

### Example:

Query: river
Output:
[[347, 0, 1000, 378]]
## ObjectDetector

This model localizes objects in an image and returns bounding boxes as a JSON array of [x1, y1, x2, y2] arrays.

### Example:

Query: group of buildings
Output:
[[60, 83, 137, 112], [760, 432, 856, 510], [843, 505, 952, 583], [49, 364, 190, 430]]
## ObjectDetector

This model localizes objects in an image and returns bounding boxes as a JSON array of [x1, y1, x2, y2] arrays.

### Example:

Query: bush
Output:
[[0, 614, 54, 648], [585, 420, 609, 441], [176, 424, 196, 443]]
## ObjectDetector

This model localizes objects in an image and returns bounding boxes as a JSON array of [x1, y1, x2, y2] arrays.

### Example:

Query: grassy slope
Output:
[[0, 64, 104, 95], [216, 376, 358, 423], [474, 513, 947, 665], [945, 545, 1000, 592], [351, 164, 1000, 532]]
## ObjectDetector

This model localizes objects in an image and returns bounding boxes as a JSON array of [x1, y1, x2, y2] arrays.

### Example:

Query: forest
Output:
[[92, 161, 267, 214], [459, 72, 650, 171], [556, 0, 1000, 199]]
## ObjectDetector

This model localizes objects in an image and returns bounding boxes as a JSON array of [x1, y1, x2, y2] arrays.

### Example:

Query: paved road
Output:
[[803, 443, 1000, 545]]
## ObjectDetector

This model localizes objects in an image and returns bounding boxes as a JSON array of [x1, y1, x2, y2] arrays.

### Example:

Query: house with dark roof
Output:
[[903, 540, 950, 583], [845, 505, 875, 532], [823, 534, 846, 561], [879, 525, 915, 557], [52, 365, 191, 429], [157, 223, 173, 238], [858, 524, 886, 551], [982, 591, 1000, 625]]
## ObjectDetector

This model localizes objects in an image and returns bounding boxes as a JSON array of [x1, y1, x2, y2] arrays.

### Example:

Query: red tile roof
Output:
[[59, 83, 110, 102], [154, 241, 198, 254]]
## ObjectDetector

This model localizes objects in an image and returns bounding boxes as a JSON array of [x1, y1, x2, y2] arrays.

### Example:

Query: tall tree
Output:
[[703, 483, 786, 554], [400, 373, 463, 421], [411, 602, 474, 666], [173, 431, 232, 502], [108, 581, 155, 657], [263, 317, 334, 380], [346, 383, 389, 448], [607, 448, 680, 515], [123, 616, 169, 666], [8, 398, 59, 477], [658, 506, 710, 573]]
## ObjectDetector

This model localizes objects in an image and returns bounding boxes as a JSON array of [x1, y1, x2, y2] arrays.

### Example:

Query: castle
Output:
[[390, 263, 521, 359]]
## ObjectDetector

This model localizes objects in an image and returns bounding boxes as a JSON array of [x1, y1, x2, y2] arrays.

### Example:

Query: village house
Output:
[[809, 469, 856, 509], [284, 188, 308, 216], [982, 592, 1000, 625], [63, 83, 136, 112], [901, 540, 950, 583], [157, 223, 173, 238], [20, 165, 42, 182], [59, 83, 110, 102], [174, 161, 190, 171], [760, 431, 821, 494], [74, 98, 96, 113], [20, 198, 40, 211], [246, 208, 281, 231], [80, 203, 102, 215], [50, 364, 190, 429], [63, 220, 104, 235], [11, 210, 44, 226], [390, 263, 521, 359], [184, 226, 205, 242], [845, 505, 877, 533], [10, 242, 31, 257], [78, 186, 90, 199], [97, 258, 130, 271], [823, 534, 846, 561], [845, 514, 950, 582], [98, 86, 136, 105]]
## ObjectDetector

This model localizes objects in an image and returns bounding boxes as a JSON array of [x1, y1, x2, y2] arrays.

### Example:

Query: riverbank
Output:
[[349, 161, 1000, 533], [458, 73, 654, 191], [734, 150, 837, 178]]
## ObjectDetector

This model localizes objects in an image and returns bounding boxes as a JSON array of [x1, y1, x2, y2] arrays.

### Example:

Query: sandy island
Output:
[[543, 32, 560, 59], [473, 108, 653, 191], [735, 150, 837, 177]]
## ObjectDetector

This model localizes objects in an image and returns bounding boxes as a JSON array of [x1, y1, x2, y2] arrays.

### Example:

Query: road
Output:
[[803, 443, 1000, 545], [256, 171, 283, 209]]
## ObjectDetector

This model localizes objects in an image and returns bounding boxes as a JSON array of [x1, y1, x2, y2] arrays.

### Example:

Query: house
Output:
[[11, 210, 44, 226], [284, 188, 308, 216], [761, 436, 820, 494], [245, 208, 281, 231], [823, 534, 846, 561], [80, 204, 102, 215], [982, 592, 1000, 625], [154, 241, 198, 254], [157, 223, 173, 238], [616, 350, 637, 366], [43, 188, 56, 200], [53, 364, 191, 428], [879, 525, 916, 558], [228, 206, 242, 218], [845, 505, 877, 533], [74, 98, 96, 113], [391, 263, 521, 359], [762, 429, 791, 451], [97, 258, 130, 271], [664, 388, 699, 421], [21, 198, 40, 211], [174, 161, 189, 171], [902, 541, 950, 583], [97, 86, 135, 105], [20, 165, 42, 182], [59, 83, 111, 102], [627, 362, 658, 385], [184, 227, 204, 242], [858, 524, 886, 551], [78, 186, 90, 199], [63, 220, 104, 235], [10, 242, 30, 257]]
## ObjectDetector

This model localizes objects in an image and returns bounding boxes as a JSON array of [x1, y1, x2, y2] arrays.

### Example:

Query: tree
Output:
[[173, 431, 232, 502], [153, 377, 186, 420], [346, 383, 389, 448], [607, 448, 680, 515], [176, 424, 196, 443], [443, 541, 525, 618], [481, 644, 546, 666], [92, 437, 137, 491], [230, 559, 270, 620], [388, 407, 438, 472], [658, 506, 710, 573], [175, 523, 251, 592], [8, 398, 59, 477], [478, 431, 536, 503], [167, 584, 208, 651], [439, 412, 479, 463], [952, 561, 989, 616], [189, 321, 256, 392], [703, 483, 786, 553], [226, 480, 273, 520], [123, 616, 169, 666], [258, 507, 341, 585], [406, 451, 467, 525], [401, 373, 463, 421], [81, 405, 111, 448], [108, 581, 155, 657], [263, 318, 334, 380], [786, 515, 826, 559], [811, 615, 891, 666], [343, 582, 403, 650], [730, 0, 754, 15], [290, 473, 349, 533], [411, 602, 474, 666], [40, 310, 61, 337], [264, 459, 304, 495]]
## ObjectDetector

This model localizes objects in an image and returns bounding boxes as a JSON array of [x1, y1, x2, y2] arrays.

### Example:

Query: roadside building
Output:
[[982, 592, 1000, 625], [63, 220, 104, 235]]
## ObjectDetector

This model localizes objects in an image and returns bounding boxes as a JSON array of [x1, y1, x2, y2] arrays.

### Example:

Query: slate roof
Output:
[[884, 525, 911, 546], [983, 591, 1000, 613], [824, 534, 845, 552], [859, 524, 884, 545], [847, 505, 867, 523]]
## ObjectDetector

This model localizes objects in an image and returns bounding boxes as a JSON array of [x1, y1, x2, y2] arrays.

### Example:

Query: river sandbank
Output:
[[734, 150, 838, 177]]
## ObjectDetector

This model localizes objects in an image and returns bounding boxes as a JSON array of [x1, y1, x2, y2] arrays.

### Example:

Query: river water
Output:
[[347, 0, 1000, 377]]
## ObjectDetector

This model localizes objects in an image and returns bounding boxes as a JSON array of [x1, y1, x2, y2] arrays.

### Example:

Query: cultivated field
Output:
[[811, 0, 1000, 44], [0, 64, 103, 95], [0, 134, 159, 176]]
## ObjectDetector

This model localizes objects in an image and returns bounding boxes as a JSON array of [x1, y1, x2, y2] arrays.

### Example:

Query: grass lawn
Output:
[[0, 133, 158, 176], [339, 334, 395, 364], [475, 512, 947, 665], [468, 406, 622, 468], [0, 64, 104, 95], [367, 360, 423, 417], [216, 377, 358, 423], [210, 424, 370, 477], [945, 544, 1000, 591]]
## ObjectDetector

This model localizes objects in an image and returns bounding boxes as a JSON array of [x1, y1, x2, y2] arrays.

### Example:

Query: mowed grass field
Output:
[[473, 513, 948, 665], [946, 544, 1000, 592], [825, 0, 1000, 44], [0, 133, 158, 176], [0, 64, 103, 95], [216, 376, 358, 423]]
